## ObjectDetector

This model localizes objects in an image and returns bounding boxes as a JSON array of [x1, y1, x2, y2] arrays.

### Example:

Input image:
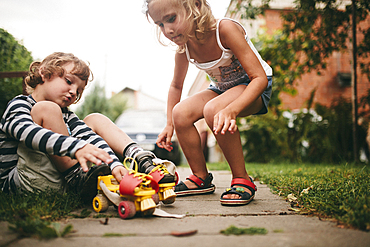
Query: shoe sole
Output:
[[175, 185, 216, 197], [220, 195, 255, 206], [80, 165, 111, 203]]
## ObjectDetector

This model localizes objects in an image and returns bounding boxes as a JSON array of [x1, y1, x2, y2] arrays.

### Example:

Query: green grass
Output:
[[0, 162, 369, 239], [208, 162, 370, 231], [220, 225, 268, 235], [0, 189, 83, 238]]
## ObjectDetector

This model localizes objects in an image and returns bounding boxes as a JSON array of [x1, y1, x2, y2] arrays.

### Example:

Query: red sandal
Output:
[[174, 173, 216, 196], [220, 177, 257, 206]]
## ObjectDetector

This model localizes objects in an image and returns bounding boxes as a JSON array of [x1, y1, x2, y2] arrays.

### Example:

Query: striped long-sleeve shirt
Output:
[[0, 95, 122, 191]]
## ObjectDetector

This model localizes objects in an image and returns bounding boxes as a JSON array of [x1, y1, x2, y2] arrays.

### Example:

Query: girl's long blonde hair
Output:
[[145, 0, 216, 53]]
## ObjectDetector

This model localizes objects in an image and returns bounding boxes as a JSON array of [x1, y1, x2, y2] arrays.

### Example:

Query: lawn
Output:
[[208, 162, 370, 231], [0, 162, 369, 239]]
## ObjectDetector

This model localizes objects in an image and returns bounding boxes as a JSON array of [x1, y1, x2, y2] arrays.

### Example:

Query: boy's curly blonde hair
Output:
[[25, 52, 92, 103], [145, 0, 216, 53]]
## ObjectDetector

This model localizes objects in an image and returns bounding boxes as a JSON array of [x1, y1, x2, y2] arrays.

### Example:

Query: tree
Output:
[[0, 28, 33, 116], [234, 0, 369, 80], [74, 83, 127, 122]]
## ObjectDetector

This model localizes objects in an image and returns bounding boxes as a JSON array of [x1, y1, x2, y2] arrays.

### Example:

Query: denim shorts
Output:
[[208, 76, 273, 115]]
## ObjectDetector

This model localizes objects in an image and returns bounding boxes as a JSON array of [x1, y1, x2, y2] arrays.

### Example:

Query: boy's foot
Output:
[[133, 151, 176, 184], [65, 164, 111, 203]]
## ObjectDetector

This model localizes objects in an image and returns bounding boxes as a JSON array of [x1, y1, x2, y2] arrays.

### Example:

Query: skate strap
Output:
[[119, 171, 159, 195], [153, 208, 185, 218], [119, 173, 143, 195], [100, 180, 122, 207]]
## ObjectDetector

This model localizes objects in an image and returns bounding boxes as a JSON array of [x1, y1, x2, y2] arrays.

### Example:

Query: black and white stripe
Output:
[[0, 95, 121, 191]]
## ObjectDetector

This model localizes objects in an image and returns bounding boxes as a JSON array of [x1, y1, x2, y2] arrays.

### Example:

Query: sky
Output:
[[0, 0, 230, 106]]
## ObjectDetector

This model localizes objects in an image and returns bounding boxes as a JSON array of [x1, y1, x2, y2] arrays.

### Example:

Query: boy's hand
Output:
[[156, 125, 174, 152], [75, 144, 113, 172], [112, 166, 128, 183]]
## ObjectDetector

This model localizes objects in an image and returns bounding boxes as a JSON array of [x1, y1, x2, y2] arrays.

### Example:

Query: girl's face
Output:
[[148, 0, 192, 46], [38, 63, 85, 108]]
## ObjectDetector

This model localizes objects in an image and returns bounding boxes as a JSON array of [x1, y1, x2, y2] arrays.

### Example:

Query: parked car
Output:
[[115, 110, 182, 166]]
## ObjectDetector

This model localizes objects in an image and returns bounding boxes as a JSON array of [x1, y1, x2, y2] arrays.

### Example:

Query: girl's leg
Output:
[[83, 113, 134, 160], [172, 90, 218, 188], [203, 85, 264, 199], [31, 101, 78, 173]]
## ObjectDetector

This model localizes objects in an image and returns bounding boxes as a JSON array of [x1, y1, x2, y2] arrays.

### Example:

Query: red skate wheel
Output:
[[118, 201, 136, 219], [152, 193, 159, 205]]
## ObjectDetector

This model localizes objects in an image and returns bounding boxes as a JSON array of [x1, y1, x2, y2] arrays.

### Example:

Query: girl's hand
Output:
[[213, 108, 238, 135], [156, 125, 174, 152], [75, 143, 113, 172]]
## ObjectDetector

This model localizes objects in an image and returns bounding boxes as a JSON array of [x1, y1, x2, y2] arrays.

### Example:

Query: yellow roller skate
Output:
[[92, 158, 159, 219], [131, 151, 177, 204]]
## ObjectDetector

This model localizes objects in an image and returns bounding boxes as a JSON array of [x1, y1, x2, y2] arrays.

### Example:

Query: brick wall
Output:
[[263, 9, 370, 110]]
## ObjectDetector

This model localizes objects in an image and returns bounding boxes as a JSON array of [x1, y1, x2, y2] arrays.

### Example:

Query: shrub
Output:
[[239, 92, 369, 164]]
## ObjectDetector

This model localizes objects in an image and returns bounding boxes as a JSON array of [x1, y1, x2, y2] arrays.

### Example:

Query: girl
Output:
[[145, 0, 273, 206]]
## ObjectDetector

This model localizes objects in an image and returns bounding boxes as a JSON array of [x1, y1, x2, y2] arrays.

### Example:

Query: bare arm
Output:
[[156, 52, 189, 151]]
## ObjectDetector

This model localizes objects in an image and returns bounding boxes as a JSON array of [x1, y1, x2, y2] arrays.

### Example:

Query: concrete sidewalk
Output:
[[1, 167, 370, 247]]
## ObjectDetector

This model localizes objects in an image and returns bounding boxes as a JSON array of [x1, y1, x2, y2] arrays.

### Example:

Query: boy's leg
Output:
[[83, 113, 175, 183], [82, 113, 133, 159], [172, 90, 218, 188], [31, 101, 110, 202], [31, 101, 78, 172]]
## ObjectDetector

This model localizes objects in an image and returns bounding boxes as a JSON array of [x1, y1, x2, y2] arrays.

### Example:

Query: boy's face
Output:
[[37, 63, 85, 108]]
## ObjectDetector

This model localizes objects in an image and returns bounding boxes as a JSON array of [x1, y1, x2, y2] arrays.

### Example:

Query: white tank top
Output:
[[185, 18, 272, 91]]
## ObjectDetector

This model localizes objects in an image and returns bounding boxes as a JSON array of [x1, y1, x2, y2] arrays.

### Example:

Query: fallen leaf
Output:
[[300, 185, 313, 196], [100, 217, 109, 225], [170, 230, 198, 237], [287, 193, 298, 202]]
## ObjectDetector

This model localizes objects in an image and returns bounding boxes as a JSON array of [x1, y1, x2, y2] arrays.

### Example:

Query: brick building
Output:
[[262, 8, 370, 110]]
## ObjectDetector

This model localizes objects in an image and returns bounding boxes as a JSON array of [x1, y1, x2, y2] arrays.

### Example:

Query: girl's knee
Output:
[[172, 102, 194, 129], [172, 103, 183, 127], [203, 101, 217, 125]]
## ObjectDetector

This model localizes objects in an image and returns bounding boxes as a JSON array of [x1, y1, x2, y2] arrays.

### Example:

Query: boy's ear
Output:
[[39, 67, 45, 81]]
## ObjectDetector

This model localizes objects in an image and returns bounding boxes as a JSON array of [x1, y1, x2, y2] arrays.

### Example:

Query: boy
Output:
[[0, 52, 175, 202]]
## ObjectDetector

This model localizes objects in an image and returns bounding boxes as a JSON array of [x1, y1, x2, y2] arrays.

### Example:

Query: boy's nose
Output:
[[69, 86, 77, 96]]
